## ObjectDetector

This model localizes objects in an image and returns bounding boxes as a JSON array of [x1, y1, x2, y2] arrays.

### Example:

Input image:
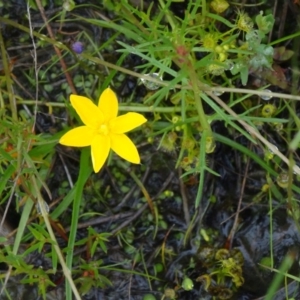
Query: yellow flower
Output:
[[236, 11, 253, 32], [59, 88, 147, 172]]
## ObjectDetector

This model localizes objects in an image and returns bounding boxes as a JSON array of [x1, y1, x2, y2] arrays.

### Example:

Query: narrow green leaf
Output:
[[65, 148, 92, 299]]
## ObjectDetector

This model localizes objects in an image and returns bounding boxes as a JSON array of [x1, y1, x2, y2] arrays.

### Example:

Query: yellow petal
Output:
[[110, 133, 140, 164], [70, 94, 103, 128], [109, 112, 147, 134], [91, 134, 111, 172], [59, 126, 94, 147], [98, 88, 118, 121]]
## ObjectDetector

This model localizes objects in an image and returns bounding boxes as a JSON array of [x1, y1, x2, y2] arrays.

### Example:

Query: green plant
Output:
[[81, 0, 300, 204], [1, 1, 300, 299], [196, 247, 244, 299]]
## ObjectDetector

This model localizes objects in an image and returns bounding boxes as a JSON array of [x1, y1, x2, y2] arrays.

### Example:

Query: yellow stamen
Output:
[[99, 124, 109, 135]]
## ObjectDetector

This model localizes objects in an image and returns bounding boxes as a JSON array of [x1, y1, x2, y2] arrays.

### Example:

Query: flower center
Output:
[[98, 124, 109, 135]]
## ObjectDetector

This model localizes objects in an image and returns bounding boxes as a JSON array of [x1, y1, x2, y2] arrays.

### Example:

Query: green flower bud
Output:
[[205, 136, 216, 153], [164, 288, 176, 298], [210, 0, 229, 14], [143, 294, 156, 300], [182, 277, 194, 291], [261, 104, 276, 117], [276, 171, 289, 188]]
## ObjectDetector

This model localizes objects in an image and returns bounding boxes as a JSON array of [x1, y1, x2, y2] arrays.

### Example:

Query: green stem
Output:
[[189, 69, 212, 136], [158, 0, 176, 30], [65, 148, 92, 299], [31, 176, 81, 300], [201, 0, 207, 16], [0, 29, 17, 120], [16, 100, 189, 113], [119, 4, 150, 35]]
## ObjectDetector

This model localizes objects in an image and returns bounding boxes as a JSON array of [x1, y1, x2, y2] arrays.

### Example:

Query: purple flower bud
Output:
[[71, 41, 84, 54]]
